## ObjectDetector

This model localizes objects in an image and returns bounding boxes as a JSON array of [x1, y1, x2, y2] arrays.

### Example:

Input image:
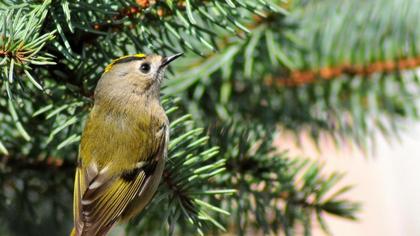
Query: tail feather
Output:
[[70, 228, 76, 236]]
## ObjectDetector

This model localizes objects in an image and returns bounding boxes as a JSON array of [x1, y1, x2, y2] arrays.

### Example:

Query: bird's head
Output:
[[94, 53, 183, 103]]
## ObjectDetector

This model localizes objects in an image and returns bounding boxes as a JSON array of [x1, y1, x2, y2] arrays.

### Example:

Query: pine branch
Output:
[[266, 56, 420, 87], [48, 0, 285, 60], [208, 123, 359, 235], [164, 0, 420, 148], [0, 1, 56, 89]]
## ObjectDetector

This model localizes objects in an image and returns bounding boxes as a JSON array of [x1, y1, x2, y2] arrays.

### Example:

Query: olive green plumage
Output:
[[71, 53, 182, 236]]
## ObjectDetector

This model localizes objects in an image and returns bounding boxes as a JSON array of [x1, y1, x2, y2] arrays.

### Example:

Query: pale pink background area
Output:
[[277, 123, 420, 236]]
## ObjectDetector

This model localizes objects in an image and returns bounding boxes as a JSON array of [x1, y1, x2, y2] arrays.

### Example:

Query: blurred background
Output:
[[278, 116, 420, 235], [1, 0, 419, 235]]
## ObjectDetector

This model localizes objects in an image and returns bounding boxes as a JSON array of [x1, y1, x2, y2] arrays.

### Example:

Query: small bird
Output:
[[71, 53, 183, 236]]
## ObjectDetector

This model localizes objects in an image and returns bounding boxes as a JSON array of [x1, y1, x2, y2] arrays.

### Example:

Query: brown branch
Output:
[[1, 155, 75, 171], [266, 56, 420, 87], [0, 45, 33, 63], [89, 2, 187, 32]]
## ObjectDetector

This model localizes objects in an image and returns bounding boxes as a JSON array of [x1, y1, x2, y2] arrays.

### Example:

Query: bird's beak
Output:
[[161, 52, 183, 68]]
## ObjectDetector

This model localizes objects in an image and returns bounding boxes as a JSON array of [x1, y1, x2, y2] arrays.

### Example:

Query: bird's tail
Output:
[[70, 228, 76, 236]]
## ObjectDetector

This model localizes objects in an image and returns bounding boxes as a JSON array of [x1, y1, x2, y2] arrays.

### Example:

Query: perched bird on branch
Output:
[[71, 52, 183, 236]]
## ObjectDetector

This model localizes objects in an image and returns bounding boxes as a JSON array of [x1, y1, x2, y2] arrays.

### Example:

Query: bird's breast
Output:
[[80, 102, 167, 174]]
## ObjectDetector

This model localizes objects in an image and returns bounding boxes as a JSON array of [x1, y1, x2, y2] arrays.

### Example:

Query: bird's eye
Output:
[[140, 63, 151, 73]]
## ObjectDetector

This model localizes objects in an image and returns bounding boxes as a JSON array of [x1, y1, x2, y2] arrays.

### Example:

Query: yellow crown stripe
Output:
[[105, 53, 146, 73]]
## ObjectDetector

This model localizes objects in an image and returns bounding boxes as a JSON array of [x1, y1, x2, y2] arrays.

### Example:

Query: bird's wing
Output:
[[73, 125, 167, 236]]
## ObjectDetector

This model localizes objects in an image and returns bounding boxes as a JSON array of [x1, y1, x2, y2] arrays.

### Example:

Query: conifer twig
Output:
[[266, 56, 420, 87]]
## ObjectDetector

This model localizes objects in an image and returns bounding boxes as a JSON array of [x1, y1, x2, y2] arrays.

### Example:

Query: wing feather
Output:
[[87, 175, 144, 235], [72, 124, 168, 236], [78, 166, 146, 236], [73, 165, 85, 234]]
